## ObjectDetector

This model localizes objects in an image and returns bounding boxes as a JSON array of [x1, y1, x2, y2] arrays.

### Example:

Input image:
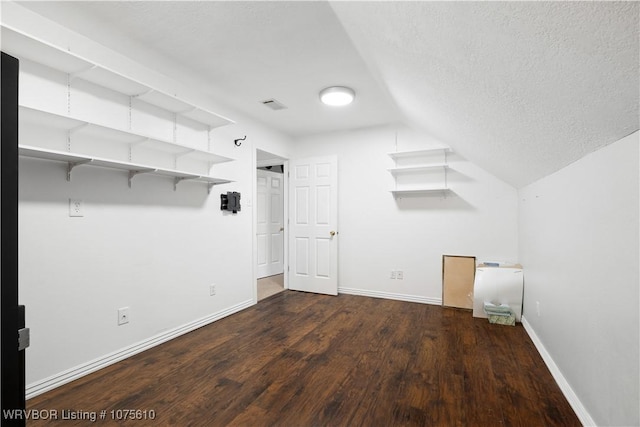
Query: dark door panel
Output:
[[2, 51, 26, 427]]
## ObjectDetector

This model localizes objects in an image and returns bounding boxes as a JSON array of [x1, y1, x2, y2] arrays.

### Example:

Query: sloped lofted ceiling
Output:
[[329, 1, 639, 188], [14, 1, 640, 188]]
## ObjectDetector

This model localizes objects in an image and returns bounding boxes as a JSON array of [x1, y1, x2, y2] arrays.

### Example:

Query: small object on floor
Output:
[[487, 313, 516, 326], [483, 301, 516, 326]]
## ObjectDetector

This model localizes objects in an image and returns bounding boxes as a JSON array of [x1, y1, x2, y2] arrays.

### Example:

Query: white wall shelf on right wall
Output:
[[387, 148, 451, 197], [390, 188, 449, 197], [387, 164, 449, 176]]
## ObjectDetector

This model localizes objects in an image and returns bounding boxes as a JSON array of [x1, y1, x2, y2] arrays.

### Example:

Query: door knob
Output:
[[329, 231, 336, 236], [279, 227, 284, 232]]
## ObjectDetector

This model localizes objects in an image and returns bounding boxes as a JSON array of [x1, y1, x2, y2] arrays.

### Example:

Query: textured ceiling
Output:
[[329, 1, 639, 187], [15, 1, 640, 188]]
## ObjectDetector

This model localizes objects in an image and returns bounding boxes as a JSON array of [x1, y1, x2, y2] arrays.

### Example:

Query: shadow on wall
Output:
[[392, 166, 476, 211], [446, 168, 474, 185], [394, 191, 476, 211]]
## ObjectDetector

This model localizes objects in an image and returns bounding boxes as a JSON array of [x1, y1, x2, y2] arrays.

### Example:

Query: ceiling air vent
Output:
[[261, 99, 287, 111]]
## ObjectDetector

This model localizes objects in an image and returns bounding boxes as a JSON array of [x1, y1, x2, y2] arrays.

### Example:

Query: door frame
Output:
[[253, 148, 289, 303], [256, 168, 285, 279]]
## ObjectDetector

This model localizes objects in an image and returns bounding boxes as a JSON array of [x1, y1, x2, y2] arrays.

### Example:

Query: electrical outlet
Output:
[[397, 271, 404, 280], [390, 271, 397, 279], [118, 307, 130, 325], [69, 199, 84, 217], [210, 285, 216, 296]]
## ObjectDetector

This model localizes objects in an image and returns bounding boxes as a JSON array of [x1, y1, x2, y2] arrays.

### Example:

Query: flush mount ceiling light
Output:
[[319, 86, 355, 106]]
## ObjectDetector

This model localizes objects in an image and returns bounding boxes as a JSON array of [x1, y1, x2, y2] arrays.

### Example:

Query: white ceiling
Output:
[[16, 1, 640, 188]]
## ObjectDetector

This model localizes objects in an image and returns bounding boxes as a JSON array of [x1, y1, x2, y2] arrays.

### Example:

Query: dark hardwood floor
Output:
[[28, 291, 580, 426]]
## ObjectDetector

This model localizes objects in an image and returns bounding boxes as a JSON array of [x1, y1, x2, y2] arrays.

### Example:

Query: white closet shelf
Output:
[[18, 145, 232, 188], [387, 164, 449, 175], [19, 146, 92, 164], [88, 159, 156, 174], [2, 26, 234, 129], [19, 106, 234, 164], [390, 188, 450, 197], [387, 148, 450, 160], [195, 175, 233, 185], [132, 90, 232, 129]]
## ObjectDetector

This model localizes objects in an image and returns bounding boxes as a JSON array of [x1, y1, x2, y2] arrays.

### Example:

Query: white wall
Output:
[[519, 131, 639, 426], [20, 126, 291, 395], [7, 5, 293, 396], [294, 125, 519, 302]]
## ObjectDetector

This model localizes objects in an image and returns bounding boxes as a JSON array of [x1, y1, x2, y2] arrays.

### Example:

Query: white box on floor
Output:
[[472, 265, 524, 322]]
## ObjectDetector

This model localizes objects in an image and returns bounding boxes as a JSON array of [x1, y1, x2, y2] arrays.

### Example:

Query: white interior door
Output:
[[289, 155, 338, 295], [257, 169, 284, 278]]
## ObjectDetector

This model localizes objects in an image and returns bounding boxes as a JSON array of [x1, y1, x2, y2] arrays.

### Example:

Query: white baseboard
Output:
[[521, 316, 596, 426], [339, 287, 442, 305], [26, 299, 254, 400]]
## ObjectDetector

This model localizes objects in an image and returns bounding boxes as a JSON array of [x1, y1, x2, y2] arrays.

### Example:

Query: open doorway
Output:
[[256, 149, 288, 301]]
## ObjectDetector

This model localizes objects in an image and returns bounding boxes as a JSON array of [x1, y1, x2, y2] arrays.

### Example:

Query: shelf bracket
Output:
[[173, 177, 188, 191], [207, 182, 218, 195], [173, 175, 200, 191], [128, 169, 154, 188], [67, 160, 91, 181]]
